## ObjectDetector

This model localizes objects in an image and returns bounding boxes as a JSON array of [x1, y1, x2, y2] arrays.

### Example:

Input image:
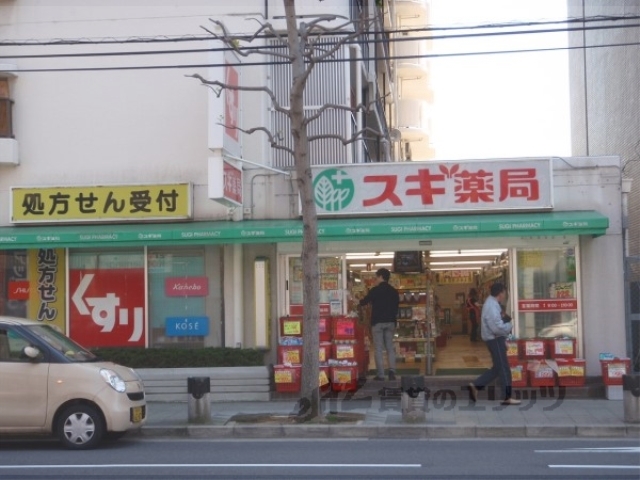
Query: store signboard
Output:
[[11, 183, 192, 224], [27, 249, 66, 331], [165, 316, 209, 337], [518, 299, 577, 312], [310, 158, 553, 215], [69, 268, 146, 347], [165, 276, 209, 297], [208, 156, 243, 207]]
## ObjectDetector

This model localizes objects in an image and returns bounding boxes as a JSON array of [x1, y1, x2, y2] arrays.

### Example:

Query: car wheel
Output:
[[55, 404, 104, 450]]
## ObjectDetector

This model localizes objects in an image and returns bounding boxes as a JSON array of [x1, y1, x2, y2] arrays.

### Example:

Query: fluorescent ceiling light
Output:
[[349, 263, 393, 268], [430, 266, 483, 271], [345, 252, 394, 259], [429, 260, 492, 266], [429, 249, 507, 257]]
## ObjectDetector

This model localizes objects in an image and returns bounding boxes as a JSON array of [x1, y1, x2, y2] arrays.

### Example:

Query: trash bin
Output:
[[622, 374, 640, 423], [400, 375, 426, 423], [187, 376, 211, 424]]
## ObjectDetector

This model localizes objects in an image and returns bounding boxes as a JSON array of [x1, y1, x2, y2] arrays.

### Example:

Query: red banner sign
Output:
[[69, 268, 145, 347], [165, 277, 209, 297], [289, 304, 331, 316], [518, 299, 577, 312]]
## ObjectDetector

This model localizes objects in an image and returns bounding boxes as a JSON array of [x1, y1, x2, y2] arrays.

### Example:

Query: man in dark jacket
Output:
[[359, 268, 400, 381]]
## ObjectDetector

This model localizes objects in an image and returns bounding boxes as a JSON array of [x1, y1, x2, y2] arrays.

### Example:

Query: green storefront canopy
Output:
[[0, 211, 609, 250]]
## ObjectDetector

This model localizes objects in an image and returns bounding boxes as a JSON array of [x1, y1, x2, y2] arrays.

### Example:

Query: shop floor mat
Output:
[[435, 367, 488, 376]]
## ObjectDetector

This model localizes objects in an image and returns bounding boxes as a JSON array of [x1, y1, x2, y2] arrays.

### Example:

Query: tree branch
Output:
[[308, 126, 383, 145], [202, 19, 292, 60], [187, 73, 290, 116]]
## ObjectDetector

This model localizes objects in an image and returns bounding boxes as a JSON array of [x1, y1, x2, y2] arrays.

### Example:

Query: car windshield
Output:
[[27, 324, 97, 362]]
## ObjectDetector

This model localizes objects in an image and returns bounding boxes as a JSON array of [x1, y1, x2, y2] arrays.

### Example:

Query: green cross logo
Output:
[[313, 168, 355, 212]]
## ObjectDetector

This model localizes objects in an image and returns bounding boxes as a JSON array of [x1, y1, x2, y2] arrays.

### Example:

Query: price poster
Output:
[[319, 370, 329, 387], [507, 341, 519, 357], [336, 345, 355, 359], [283, 320, 301, 335], [570, 365, 585, 376], [526, 341, 545, 356], [284, 350, 301, 364], [555, 340, 574, 355], [274, 370, 293, 383], [333, 369, 353, 383], [511, 366, 523, 381], [557, 365, 572, 377], [607, 363, 627, 378]]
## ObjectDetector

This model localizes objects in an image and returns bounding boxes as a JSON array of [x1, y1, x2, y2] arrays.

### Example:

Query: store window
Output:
[[286, 256, 344, 316], [148, 248, 207, 348], [68, 250, 145, 348], [0, 78, 13, 138], [516, 247, 578, 339], [0, 250, 28, 319]]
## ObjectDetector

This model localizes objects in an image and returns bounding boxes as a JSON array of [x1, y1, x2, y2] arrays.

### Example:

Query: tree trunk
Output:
[[284, 0, 321, 419]]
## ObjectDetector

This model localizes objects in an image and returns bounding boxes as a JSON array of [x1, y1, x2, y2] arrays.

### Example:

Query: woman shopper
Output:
[[466, 288, 481, 342], [468, 282, 521, 406]]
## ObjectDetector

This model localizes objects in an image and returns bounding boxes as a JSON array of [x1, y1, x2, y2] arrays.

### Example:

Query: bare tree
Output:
[[190, 0, 382, 420]]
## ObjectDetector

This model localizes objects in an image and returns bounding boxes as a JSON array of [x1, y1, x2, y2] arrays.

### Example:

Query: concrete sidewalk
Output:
[[137, 390, 640, 439]]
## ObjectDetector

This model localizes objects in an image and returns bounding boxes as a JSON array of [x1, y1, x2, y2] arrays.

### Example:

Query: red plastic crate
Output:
[[506, 340, 520, 365], [279, 316, 302, 337], [319, 366, 330, 392], [319, 317, 331, 342], [600, 358, 631, 386], [331, 366, 358, 391], [277, 345, 302, 365], [332, 341, 359, 361], [273, 365, 301, 392], [528, 361, 556, 387], [547, 338, 577, 359], [332, 316, 356, 340], [519, 339, 547, 360], [557, 358, 586, 387]]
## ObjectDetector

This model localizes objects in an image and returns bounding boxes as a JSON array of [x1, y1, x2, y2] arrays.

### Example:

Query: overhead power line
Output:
[[1, 18, 639, 63], [1, 13, 639, 47], [5, 39, 640, 74]]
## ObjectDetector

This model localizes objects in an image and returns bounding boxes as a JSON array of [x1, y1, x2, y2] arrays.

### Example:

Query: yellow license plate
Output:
[[131, 406, 143, 423]]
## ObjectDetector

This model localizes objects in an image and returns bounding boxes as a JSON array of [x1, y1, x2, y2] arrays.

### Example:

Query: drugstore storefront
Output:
[[0, 208, 612, 373], [0, 156, 626, 376]]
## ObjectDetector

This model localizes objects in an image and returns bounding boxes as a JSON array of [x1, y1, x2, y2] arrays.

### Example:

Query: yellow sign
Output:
[[28, 249, 66, 332], [11, 184, 192, 223], [283, 350, 301, 364], [283, 320, 301, 335], [274, 370, 293, 383]]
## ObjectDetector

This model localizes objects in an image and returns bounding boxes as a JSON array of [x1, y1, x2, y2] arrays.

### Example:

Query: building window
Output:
[[0, 78, 14, 138]]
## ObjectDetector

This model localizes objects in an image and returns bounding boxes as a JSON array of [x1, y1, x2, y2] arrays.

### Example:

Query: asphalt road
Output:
[[0, 437, 638, 479]]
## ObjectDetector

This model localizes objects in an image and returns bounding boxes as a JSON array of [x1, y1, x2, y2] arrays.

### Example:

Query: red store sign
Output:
[[311, 158, 553, 215], [69, 269, 146, 347], [518, 299, 578, 312]]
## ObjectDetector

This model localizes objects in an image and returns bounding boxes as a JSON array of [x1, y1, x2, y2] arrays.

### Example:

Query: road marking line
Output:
[[0, 464, 422, 469], [549, 465, 640, 470], [537, 447, 640, 453]]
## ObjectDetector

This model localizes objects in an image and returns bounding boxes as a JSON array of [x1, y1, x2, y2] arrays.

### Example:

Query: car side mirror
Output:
[[23, 346, 41, 360]]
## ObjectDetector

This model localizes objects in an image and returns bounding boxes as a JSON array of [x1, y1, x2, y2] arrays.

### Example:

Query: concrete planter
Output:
[[137, 366, 271, 403]]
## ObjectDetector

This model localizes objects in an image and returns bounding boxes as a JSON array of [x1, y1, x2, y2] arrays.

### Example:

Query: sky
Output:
[[428, 0, 571, 160]]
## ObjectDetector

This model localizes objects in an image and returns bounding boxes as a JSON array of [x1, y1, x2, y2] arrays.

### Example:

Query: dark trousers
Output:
[[472, 337, 512, 400], [469, 321, 479, 342]]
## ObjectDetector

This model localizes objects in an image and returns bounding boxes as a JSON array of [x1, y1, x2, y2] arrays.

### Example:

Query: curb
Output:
[[135, 424, 640, 439]]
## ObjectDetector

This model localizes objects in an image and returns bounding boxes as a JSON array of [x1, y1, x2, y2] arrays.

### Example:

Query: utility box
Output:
[[622, 374, 640, 423], [187, 376, 211, 424]]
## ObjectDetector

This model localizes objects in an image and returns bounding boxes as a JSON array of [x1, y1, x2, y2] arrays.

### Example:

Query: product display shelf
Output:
[[392, 275, 437, 368]]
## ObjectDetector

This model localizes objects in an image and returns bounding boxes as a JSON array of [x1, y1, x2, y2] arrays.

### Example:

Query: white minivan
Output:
[[0, 317, 146, 449]]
